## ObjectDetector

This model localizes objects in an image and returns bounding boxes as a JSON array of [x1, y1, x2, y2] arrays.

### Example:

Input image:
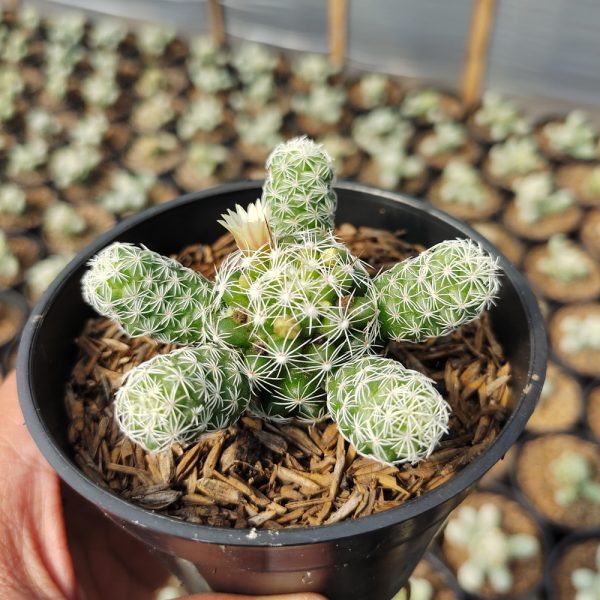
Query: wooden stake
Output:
[[461, 0, 497, 107], [328, 0, 348, 70], [207, 0, 226, 48]]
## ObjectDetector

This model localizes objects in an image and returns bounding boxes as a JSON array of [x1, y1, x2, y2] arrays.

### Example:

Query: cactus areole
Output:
[[82, 137, 501, 465]]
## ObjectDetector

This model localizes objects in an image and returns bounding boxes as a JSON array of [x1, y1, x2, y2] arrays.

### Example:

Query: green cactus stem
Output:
[[212, 232, 379, 421], [375, 238, 500, 342], [82, 242, 214, 345], [327, 356, 450, 464], [115, 345, 250, 452], [261, 136, 337, 240]]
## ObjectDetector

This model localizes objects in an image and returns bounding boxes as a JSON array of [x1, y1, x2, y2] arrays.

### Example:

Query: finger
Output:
[[0, 372, 77, 600]]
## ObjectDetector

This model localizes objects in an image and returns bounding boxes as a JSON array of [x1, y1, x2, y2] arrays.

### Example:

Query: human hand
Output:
[[0, 373, 325, 600]]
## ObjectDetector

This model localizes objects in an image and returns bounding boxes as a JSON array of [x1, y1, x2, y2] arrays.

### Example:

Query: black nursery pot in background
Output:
[[17, 182, 547, 600]]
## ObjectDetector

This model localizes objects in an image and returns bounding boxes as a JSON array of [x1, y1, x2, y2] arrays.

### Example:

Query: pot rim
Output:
[[17, 180, 547, 547]]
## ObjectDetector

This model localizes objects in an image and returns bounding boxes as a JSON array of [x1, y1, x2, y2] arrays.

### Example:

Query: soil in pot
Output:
[[515, 434, 600, 530], [441, 490, 545, 598], [549, 303, 600, 378], [526, 361, 582, 434], [65, 225, 512, 529]]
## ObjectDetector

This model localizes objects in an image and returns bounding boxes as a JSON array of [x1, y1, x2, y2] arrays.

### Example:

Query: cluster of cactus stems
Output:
[[82, 137, 500, 465]]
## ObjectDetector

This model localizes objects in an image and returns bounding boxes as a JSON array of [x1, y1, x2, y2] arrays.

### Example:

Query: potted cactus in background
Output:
[[18, 138, 545, 599]]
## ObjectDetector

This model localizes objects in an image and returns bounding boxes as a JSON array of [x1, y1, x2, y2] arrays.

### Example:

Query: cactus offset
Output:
[[327, 356, 449, 464], [115, 345, 250, 452], [261, 137, 336, 240], [82, 242, 213, 345], [375, 238, 500, 342]]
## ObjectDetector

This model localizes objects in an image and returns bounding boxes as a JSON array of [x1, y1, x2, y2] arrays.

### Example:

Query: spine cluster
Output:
[[82, 242, 214, 344]]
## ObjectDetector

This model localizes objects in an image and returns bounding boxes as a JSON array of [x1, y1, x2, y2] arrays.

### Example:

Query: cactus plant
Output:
[[115, 346, 250, 451], [444, 503, 539, 594], [559, 315, 600, 354], [551, 451, 600, 506], [25, 253, 75, 302], [82, 71, 120, 108], [0, 183, 26, 216], [419, 121, 467, 157], [82, 243, 213, 345], [543, 111, 597, 160], [488, 137, 545, 180], [437, 161, 488, 208], [136, 24, 175, 57], [401, 89, 444, 123], [49, 145, 101, 189], [374, 238, 500, 342], [352, 108, 414, 156], [537, 235, 592, 283], [46, 12, 86, 47], [235, 108, 283, 153], [512, 172, 573, 225], [99, 170, 156, 214], [177, 97, 224, 140], [473, 91, 531, 141], [82, 136, 500, 457], [25, 108, 63, 140], [291, 85, 346, 125], [292, 53, 337, 86], [89, 19, 128, 50], [261, 136, 336, 239], [69, 113, 109, 147], [328, 356, 449, 464], [7, 139, 48, 179], [43, 202, 87, 237]]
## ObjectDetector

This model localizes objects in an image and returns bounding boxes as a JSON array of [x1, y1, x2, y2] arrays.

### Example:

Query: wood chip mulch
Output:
[[65, 224, 512, 529]]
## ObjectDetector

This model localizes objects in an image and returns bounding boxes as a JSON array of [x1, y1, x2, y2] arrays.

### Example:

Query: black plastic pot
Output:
[[544, 528, 600, 600], [17, 182, 547, 600]]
